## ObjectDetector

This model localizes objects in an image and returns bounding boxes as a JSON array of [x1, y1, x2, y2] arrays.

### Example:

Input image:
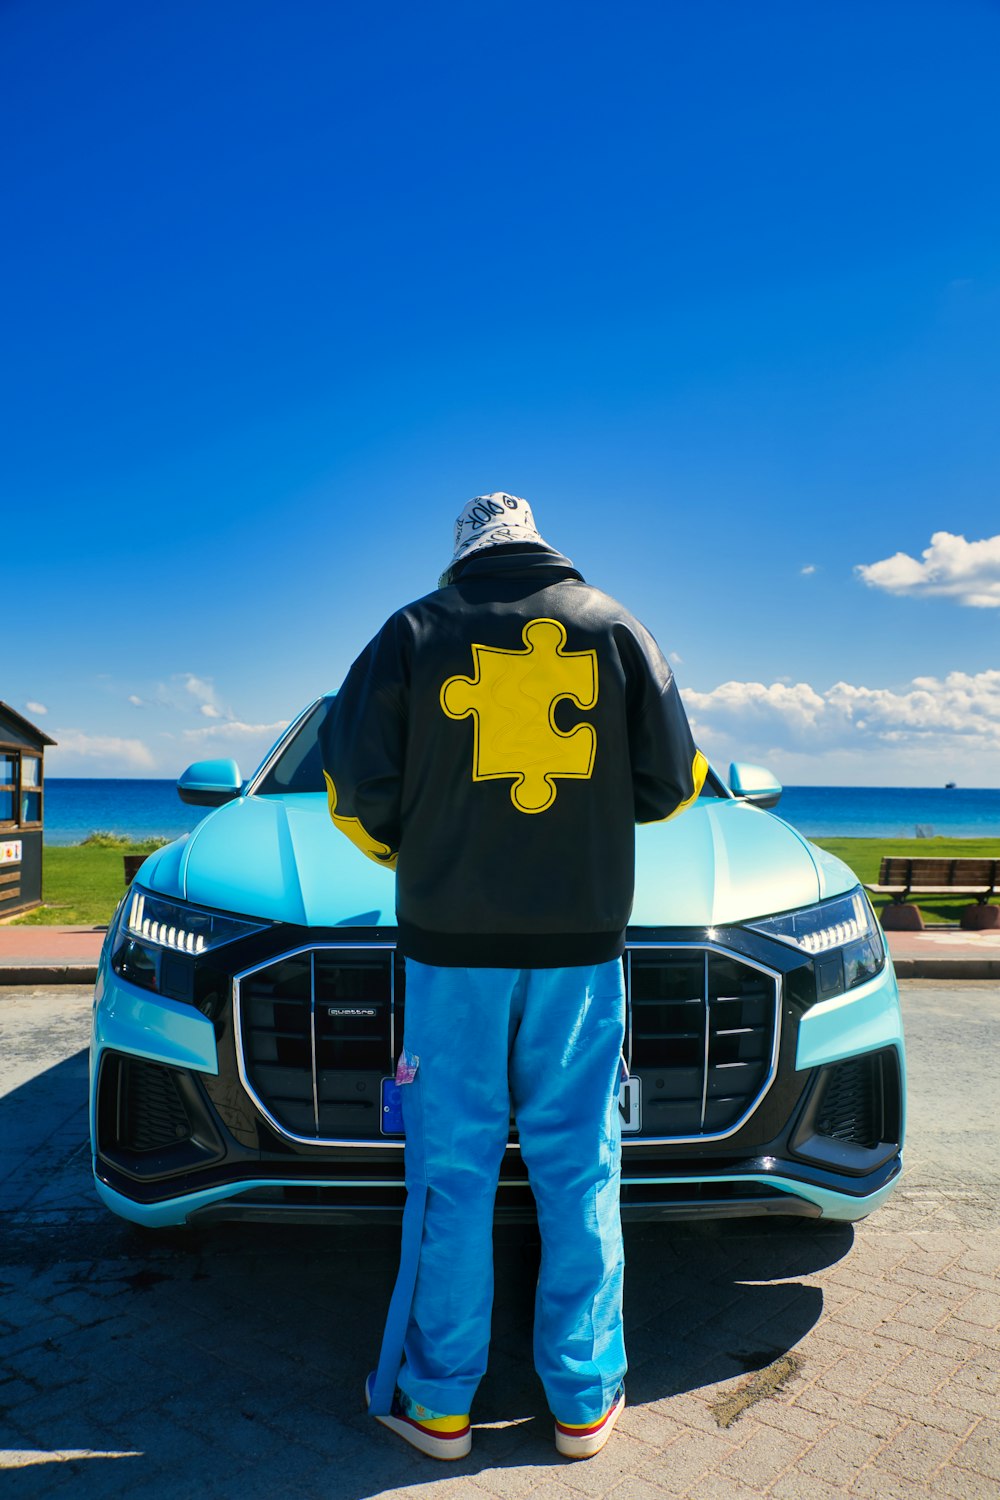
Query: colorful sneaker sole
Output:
[[365, 1373, 472, 1461], [555, 1388, 626, 1459]]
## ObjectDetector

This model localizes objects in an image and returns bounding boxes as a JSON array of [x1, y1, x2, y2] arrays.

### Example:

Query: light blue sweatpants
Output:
[[372, 957, 627, 1425]]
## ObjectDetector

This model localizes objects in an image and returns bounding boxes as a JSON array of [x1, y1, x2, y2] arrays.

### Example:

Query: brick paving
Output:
[[1, 1215, 997, 1499], [1, 986, 997, 1499]]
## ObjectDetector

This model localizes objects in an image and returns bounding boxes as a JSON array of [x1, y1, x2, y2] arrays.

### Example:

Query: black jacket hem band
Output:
[[397, 921, 626, 969]]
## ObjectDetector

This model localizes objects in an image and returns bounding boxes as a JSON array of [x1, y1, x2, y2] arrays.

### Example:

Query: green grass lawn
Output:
[[12, 835, 167, 926], [12, 833, 995, 928]]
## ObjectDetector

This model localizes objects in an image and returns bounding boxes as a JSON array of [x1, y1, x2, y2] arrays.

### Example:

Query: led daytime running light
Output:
[[798, 916, 863, 954], [127, 891, 207, 955], [748, 888, 881, 957]]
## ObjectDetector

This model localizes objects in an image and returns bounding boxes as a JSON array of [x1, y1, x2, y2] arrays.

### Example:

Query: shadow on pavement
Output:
[[1, 1047, 853, 1500]]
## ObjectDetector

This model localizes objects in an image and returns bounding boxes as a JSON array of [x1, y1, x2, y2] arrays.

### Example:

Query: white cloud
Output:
[[180, 673, 228, 715], [682, 669, 1000, 784], [48, 729, 157, 773], [669, 651, 683, 665], [127, 694, 144, 707], [684, 680, 828, 745], [149, 673, 234, 719], [856, 531, 1000, 608], [25, 700, 48, 715], [800, 564, 816, 576], [178, 719, 291, 769], [181, 719, 290, 742]]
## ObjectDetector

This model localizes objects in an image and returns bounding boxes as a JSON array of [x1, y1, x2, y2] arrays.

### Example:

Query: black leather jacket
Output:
[[319, 546, 706, 966]]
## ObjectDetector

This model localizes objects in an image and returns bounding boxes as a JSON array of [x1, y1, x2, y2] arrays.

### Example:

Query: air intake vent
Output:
[[95, 1052, 224, 1180], [814, 1055, 881, 1148], [121, 1058, 193, 1151]]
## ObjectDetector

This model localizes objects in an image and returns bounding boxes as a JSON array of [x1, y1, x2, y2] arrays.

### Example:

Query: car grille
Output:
[[627, 947, 779, 1138], [235, 946, 399, 1141], [235, 943, 779, 1144]]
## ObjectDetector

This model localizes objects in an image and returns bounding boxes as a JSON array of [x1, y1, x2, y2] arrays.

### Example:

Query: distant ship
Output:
[[944, 781, 957, 789]]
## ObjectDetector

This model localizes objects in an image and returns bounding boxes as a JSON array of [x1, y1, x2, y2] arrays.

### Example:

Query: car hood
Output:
[[139, 791, 857, 929], [142, 794, 398, 926], [632, 798, 855, 925]]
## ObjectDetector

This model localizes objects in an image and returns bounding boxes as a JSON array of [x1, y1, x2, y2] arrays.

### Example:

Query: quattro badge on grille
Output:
[[327, 1006, 377, 1017]]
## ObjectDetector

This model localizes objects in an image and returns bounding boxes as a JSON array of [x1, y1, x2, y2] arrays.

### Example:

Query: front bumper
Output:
[[90, 931, 905, 1229]]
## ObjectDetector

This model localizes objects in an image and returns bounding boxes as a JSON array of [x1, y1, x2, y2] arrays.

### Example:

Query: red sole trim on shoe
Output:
[[373, 1411, 473, 1461], [555, 1394, 625, 1457]]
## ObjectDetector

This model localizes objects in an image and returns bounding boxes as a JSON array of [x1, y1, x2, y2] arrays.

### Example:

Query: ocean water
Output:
[[41, 777, 999, 845], [44, 779, 205, 846], [776, 785, 999, 840]]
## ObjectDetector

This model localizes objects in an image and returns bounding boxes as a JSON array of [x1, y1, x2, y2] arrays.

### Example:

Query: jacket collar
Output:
[[440, 544, 584, 589]]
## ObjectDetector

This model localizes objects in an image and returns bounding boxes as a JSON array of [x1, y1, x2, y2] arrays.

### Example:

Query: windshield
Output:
[[699, 765, 729, 799], [254, 699, 334, 795]]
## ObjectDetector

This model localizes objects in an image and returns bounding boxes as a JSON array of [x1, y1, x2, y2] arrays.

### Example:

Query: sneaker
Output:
[[554, 1384, 625, 1459], [365, 1372, 472, 1461]]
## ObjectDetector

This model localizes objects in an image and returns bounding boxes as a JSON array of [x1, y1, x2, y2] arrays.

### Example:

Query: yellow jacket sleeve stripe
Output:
[[324, 772, 398, 870]]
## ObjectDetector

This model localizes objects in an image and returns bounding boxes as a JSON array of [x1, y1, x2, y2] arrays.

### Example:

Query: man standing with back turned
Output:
[[320, 493, 706, 1461]]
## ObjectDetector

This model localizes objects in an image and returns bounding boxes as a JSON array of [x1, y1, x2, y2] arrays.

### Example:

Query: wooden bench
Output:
[[866, 857, 1000, 931]]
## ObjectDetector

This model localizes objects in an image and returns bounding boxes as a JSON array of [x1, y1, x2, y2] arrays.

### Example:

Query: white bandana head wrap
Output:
[[447, 492, 549, 571]]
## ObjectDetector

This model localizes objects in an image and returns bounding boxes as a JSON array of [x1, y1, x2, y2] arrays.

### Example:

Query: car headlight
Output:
[[746, 887, 886, 998], [121, 888, 265, 955], [110, 887, 268, 1002]]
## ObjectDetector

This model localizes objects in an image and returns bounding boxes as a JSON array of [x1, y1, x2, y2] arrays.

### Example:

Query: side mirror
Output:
[[729, 761, 782, 810], [177, 759, 243, 807]]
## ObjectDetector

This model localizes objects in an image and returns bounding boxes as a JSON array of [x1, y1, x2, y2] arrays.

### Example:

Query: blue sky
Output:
[[5, 0, 999, 785]]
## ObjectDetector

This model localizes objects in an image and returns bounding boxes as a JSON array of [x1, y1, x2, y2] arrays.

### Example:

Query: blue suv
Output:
[[90, 697, 905, 1229]]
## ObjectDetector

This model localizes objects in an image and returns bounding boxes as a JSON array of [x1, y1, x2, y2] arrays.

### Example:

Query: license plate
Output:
[[380, 1077, 405, 1136], [618, 1076, 641, 1133]]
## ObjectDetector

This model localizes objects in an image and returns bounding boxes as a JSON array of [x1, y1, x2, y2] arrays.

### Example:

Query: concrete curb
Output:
[[891, 957, 1000, 980], [0, 964, 98, 986], [1, 959, 998, 987]]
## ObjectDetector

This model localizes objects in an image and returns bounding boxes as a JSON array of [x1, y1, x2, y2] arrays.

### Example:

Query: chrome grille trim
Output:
[[625, 949, 633, 1071], [624, 940, 782, 1145], [233, 942, 403, 1150], [309, 949, 319, 1130], [233, 939, 781, 1150], [699, 949, 710, 1131]]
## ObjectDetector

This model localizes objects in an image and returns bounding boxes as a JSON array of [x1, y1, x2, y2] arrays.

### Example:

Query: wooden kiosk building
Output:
[[0, 703, 55, 916]]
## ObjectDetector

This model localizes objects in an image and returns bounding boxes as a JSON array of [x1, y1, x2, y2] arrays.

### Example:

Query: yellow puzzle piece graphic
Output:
[[440, 618, 599, 813]]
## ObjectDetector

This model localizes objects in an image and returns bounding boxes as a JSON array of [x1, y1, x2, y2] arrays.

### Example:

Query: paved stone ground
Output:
[[1, 984, 998, 1499]]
